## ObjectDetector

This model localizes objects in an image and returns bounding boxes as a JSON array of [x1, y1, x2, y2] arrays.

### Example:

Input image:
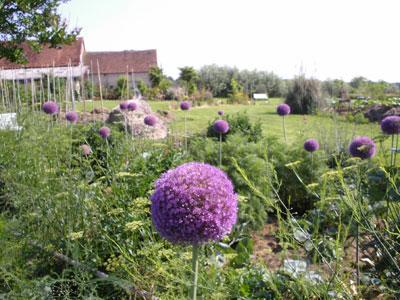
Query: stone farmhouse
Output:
[[0, 38, 157, 90]]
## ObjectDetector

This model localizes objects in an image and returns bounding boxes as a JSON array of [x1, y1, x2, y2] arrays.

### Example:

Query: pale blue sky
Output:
[[60, 0, 400, 81]]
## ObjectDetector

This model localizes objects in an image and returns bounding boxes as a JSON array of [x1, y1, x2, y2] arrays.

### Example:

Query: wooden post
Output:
[[96, 59, 104, 122]]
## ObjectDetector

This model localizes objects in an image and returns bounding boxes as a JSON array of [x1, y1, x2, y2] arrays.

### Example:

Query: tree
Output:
[[179, 66, 199, 96], [148, 66, 164, 88], [0, 0, 80, 63]]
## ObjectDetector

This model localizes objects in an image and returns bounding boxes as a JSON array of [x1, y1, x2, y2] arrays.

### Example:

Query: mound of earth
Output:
[[106, 100, 168, 140]]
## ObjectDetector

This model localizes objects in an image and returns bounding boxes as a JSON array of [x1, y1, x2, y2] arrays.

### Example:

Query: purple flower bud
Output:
[[180, 101, 191, 111], [120, 101, 129, 110], [99, 126, 111, 139], [213, 119, 229, 134], [65, 111, 79, 123], [144, 115, 157, 126], [218, 110, 224, 116], [128, 102, 137, 111], [277, 103, 291, 116], [381, 115, 400, 135], [304, 138, 320, 152], [151, 162, 238, 245], [81, 144, 92, 156], [349, 136, 376, 159], [42, 101, 59, 115]]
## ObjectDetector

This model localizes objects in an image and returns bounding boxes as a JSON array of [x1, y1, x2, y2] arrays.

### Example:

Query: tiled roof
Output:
[[0, 38, 84, 69], [85, 49, 157, 74]]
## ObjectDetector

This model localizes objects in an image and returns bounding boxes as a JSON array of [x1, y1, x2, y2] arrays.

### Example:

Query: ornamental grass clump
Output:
[[348, 135, 376, 286], [151, 162, 238, 299], [277, 103, 290, 142], [180, 101, 191, 152], [213, 119, 229, 166], [381, 115, 400, 166]]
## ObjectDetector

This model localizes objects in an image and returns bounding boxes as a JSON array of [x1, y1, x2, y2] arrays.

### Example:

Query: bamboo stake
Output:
[[0, 72, 5, 111], [47, 68, 51, 101], [90, 60, 95, 124], [96, 59, 104, 123]]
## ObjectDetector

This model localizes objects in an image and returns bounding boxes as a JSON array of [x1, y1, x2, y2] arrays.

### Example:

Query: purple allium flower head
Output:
[[180, 101, 191, 111], [151, 162, 238, 245], [144, 115, 157, 126], [349, 136, 376, 159], [213, 119, 229, 134], [218, 110, 224, 116], [81, 144, 92, 156], [65, 111, 79, 123], [381, 115, 400, 135], [99, 126, 111, 139], [277, 103, 291, 116], [128, 102, 137, 111], [119, 101, 129, 110], [42, 101, 59, 115], [304, 138, 320, 152]]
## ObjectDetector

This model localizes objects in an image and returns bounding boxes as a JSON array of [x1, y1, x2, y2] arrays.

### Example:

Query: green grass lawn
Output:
[[75, 98, 383, 147]]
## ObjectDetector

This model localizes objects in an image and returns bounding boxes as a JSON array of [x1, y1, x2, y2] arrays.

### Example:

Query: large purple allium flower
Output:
[[65, 111, 79, 123], [304, 138, 320, 152], [120, 101, 129, 110], [99, 126, 111, 139], [144, 115, 157, 126], [128, 102, 137, 111], [218, 110, 224, 116], [42, 101, 59, 115], [381, 115, 400, 135], [213, 119, 229, 134], [81, 144, 92, 156], [277, 103, 291, 116], [151, 162, 238, 245], [180, 101, 191, 111], [349, 136, 376, 159]]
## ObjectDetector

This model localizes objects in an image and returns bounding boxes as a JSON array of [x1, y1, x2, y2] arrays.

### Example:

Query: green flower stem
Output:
[[390, 134, 394, 167], [282, 116, 287, 142], [184, 112, 188, 152], [191, 244, 199, 300], [394, 133, 399, 166], [219, 133, 222, 167]]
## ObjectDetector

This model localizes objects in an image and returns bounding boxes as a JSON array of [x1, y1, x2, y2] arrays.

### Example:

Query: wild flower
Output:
[[42, 101, 58, 115], [213, 119, 229, 134], [180, 101, 191, 110], [144, 115, 157, 126], [99, 126, 111, 139], [151, 162, 238, 245], [381, 115, 400, 135], [218, 110, 224, 116], [66, 111, 79, 123], [119, 101, 129, 110], [128, 102, 137, 111], [276, 103, 291, 116], [67, 231, 84, 240], [304, 138, 320, 152], [125, 220, 145, 232], [80, 144, 92, 156], [349, 136, 376, 159]]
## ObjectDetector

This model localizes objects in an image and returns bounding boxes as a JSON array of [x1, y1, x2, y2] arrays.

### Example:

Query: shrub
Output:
[[285, 75, 326, 114], [206, 112, 263, 143]]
